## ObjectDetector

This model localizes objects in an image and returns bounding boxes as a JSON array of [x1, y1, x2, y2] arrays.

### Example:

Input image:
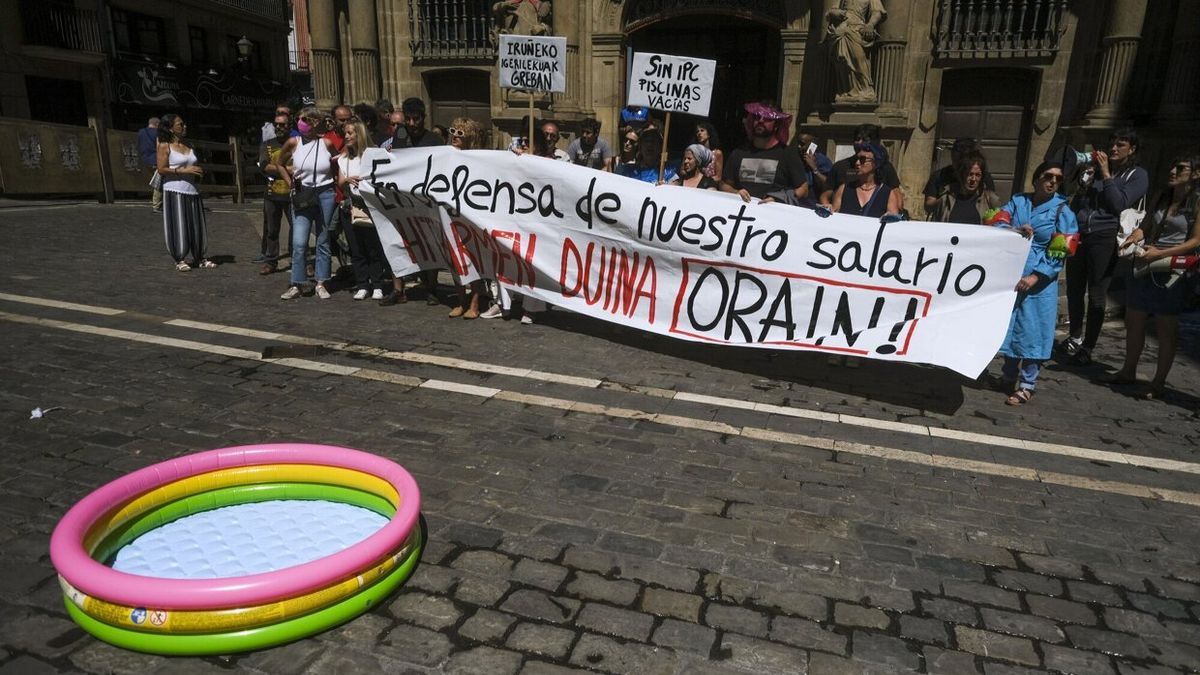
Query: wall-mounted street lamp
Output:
[[236, 36, 254, 61]]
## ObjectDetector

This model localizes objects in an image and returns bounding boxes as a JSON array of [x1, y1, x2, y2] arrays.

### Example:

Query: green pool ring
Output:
[[91, 483, 394, 564], [64, 530, 422, 656]]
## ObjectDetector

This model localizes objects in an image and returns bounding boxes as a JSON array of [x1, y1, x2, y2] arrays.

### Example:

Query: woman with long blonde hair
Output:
[[337, 119, 391, 301]]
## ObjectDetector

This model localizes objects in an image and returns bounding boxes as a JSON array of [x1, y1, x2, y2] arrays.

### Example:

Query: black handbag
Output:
[[291, 141, 331, 210]]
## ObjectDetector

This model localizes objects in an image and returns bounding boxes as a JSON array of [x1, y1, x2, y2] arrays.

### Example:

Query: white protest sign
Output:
[[498, 34, 567, 93], [359, 147, 1030, 377], [627, 52, 716, 116]]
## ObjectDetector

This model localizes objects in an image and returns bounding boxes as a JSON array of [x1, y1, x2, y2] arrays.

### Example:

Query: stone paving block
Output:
[[575, 603, 656, 641], [0, 655, 60, 675], [717, 633, 809, 674], [920, 597, 981, 625], [506, 622, 577, 659], [1148, 577, 1200, 603], [520, 662, 593, 675], [537, 524, 601, 546], [1066, 581, 1124, 606], [1090, 565, 1151, 593], [923, 646, 982, 674], [1113, 663, 1183, 675], [375, 624, 454, 668], [833, 603, 890, 629], [596, 532, 664, 559], [564, 571, 640, 606], [1025, 595, 1098, 626], [388, 591, 461, 630], [943, 580, 1023, 610], [979, 663, 1047, 675], [457, 575, 513, 606], [808, 651, 914, 674], [569, 632, 680, 674], [704, 603, 770, 638], [651, 618, 717, 655], [1102, 607, 1170, 639], [1126, 593, 1190, 621], [501, 589, 582, 624], [1063, 626, 1151, 660], [756, 589, 830, 621], [452, 550, 516, 576], [993, 570, 1064, 597], [69, 641, 172, 675], [1153, 639, 1200, 670], [1163, 619, 1200, 646], [955, 627, 1040, 666], [770, 616, 849, 655], [513, 558, 569, 592], [1016, 554, 1086, 581], [444, 646, 524, 675], [321, 612, 393, 644], [980, 608, 1065, 643], [301, 643, 393, 674], [458, 608, 517, 644], [0, 607, 87, 660], [500, 534, 567, 562], [1041, 644, 1116, 675], [640, 586, 703, 622], [851, 630, 921, 670], [899, 614, 950, 646], [407, 563, 461, 594]]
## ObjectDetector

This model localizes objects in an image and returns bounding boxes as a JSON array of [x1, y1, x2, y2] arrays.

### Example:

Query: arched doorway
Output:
[[626, 12, 781, 156]]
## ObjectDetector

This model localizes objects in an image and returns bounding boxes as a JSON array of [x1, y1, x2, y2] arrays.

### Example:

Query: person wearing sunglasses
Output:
[[1109, 155, 1200, 399], [830, 142, 902, 218], [534, 119, 569, 161], [990, 161, 1078, 406], [720, 101, 794, 202], [254, 112, 296, 274], [443, 118, 490, 320], [276, 106, 341, 300], [618, 127, 640, 167], [1060, 127, 1149, 366]]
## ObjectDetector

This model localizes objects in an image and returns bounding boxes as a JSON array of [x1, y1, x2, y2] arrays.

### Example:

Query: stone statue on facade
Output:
[[824, 0, 887, 103], [492, 0, 553, 42]]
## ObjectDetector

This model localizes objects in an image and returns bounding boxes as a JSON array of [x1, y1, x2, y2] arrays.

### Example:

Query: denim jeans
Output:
[[1002, 357, 1042, 391], [290, 188, 334, 285]]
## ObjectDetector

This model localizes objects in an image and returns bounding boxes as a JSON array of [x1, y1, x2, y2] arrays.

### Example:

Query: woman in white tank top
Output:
[[276, 106, 340, 300], [156, 114, 214, 271]]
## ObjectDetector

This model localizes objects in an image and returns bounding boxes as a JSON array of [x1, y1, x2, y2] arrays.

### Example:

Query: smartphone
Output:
[[807, 142, 818, 155]]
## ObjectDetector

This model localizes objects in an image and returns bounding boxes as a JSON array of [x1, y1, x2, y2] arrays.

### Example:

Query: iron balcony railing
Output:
[[209, 0, 289, 24], [19, 0, 103, 52], [409, 0, 493, 61], [934, 0, 1068, 58]]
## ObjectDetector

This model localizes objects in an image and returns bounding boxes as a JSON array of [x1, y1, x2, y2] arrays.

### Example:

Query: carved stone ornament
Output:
[[19, 132, 42, 169], [121, 140, 141, 172], [59, 135, 82, 171], [492, 0, 553, 42], [824, 0, 887, 103]]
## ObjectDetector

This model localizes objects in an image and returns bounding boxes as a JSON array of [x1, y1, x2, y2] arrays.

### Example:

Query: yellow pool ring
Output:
[[83, 464, 399, 553]]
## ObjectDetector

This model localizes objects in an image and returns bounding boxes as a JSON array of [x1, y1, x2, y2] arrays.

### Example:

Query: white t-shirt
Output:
[[162, 146, 199, 195]]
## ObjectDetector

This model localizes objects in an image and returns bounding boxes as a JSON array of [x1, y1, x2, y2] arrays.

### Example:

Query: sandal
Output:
[[198, 259, 218, 269], [1005, 389, 1034, 406], [175, 261, 191, 272], [1143, 383, 1166, 400]]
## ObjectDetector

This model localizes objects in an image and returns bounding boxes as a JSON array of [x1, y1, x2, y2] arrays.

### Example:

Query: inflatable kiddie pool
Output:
[[49, 444, 422, 655]]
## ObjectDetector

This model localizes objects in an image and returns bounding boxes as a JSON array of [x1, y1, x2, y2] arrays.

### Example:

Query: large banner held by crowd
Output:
[[359, 147, 1031, 377]]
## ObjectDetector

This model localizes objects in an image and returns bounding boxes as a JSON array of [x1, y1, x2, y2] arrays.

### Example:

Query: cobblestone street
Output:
[[2, 200, 1198, 674]]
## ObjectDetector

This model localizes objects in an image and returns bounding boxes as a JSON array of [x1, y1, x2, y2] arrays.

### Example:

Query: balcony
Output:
[[19, 0, 103, 52], [409, 0, 494, 62], [289, 49, 310, 71], [208, 0, 289, 24], [933, 0, 1068, 59]]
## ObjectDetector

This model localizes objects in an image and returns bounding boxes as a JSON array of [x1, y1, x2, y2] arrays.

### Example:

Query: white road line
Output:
[[2, 292, 1198, 478], [3, 308, 1199, 507]]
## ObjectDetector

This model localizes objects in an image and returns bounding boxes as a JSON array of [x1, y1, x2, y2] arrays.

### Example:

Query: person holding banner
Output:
[[720, 101, 792, 201], [670, 145, 719, 190], [831, 142, 903, 218], [992, 161, 1078, 406], [566, 118, 613, 171], [445, 117, 490, 320], [616, 128, 677, 184], [337, 120, 390, 302], [693, 122, 724, 183]]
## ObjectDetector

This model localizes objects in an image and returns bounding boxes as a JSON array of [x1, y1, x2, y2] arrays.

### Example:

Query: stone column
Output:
[[553, 0, 582, 115], [590, 33, 624, 149], [348, 0, 380, 103], [779, 23, 809, 125], [1158, 1, 1200, 121], [308, 0, 341, 110], [874, 0, 908, 111], [1084, 0, 1148, 124]]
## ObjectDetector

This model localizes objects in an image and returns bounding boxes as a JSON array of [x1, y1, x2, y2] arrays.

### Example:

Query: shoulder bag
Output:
[[1116, 168, 1145, 247], [291, 141, 332, 210]]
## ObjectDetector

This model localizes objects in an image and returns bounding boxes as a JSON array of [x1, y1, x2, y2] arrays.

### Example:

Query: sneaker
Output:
[[371, 288, 384, 301], [448, 306, 465, 318], [378, 292, 404, 306], [315, 284, 332, 300], [520, 313, 534, 325], [1058, 336, 1082, 357], [480, 304, 503, 319], [252, 254, 269, 264], [352, 288, 369, 301], [280, 285, 301, 300], [1069, 348, 1092, 366]]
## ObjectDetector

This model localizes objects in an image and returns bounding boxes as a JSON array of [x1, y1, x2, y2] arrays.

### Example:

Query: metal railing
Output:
[[933, 0, 1067, 58], [19, 0, 103, 52], [409, 0, 493, 61], [209, 0, 289, 23]]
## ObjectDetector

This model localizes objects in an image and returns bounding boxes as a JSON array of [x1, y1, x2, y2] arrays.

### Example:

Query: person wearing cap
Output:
[[720, 101, 797, 201], [923, 138, 996, 212]]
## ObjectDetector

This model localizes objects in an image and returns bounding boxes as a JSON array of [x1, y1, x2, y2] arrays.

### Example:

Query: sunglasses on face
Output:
[[623, 138, 637, 145], [447, 127, 467, 138], [1039, 173, 1063, 183], [853, 155, 874, 164]]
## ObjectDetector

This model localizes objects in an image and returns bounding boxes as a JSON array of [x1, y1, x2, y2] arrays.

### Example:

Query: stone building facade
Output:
[[306, 0, 1198, 212]]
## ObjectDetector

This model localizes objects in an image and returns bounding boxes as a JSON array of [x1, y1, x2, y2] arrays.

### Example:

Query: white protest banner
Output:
[[498, 34, 567, 93], [627, 52, 716, 116], [360, 147, 1030, 377]]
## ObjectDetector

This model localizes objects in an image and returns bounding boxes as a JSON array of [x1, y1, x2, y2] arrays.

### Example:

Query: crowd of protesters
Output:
[[141, 97, 1199, 404]]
